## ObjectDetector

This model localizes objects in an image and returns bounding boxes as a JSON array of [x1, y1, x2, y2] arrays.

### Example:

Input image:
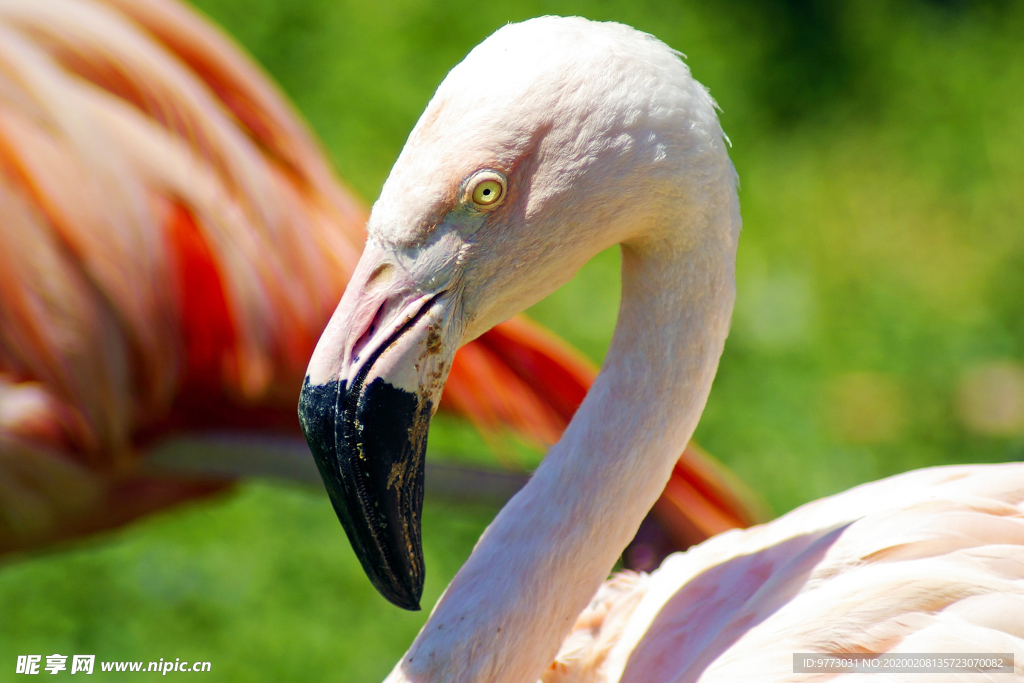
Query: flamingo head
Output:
[[298, 16, 730, 609]]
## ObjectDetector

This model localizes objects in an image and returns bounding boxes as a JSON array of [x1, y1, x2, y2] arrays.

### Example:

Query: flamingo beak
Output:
[[298, 246, 457, 611]]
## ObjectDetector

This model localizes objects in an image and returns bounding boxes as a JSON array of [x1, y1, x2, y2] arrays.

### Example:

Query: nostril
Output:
[[352, 301, 389, 364]]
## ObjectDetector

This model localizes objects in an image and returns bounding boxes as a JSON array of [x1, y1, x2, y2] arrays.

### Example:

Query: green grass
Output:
[[3, 1, 1024, 680], [1, 485, 493, 681]]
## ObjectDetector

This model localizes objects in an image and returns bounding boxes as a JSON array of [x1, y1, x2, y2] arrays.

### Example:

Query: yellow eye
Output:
[[466, 171, 506, 209], [472, 180, 502, 205]]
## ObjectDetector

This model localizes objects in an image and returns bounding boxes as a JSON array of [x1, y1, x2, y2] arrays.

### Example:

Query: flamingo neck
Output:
[[389, 198, 738, 683]]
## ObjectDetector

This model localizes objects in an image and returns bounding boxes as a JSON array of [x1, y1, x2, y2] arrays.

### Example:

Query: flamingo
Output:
[[298, 16, 1024, 682], [0, 0, 759, 556]]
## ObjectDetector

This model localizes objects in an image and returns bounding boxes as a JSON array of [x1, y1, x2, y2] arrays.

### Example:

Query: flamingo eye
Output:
[[466, 171, 506, 210]]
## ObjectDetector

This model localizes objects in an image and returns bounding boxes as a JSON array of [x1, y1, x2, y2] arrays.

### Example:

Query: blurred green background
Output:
[[3, 0, 1024, 679]]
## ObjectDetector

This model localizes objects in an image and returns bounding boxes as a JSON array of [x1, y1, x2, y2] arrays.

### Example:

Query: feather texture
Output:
[[547, 464, 1024, 682]]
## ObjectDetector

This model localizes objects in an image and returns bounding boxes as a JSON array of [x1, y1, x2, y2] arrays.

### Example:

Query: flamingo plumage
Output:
[[0, 0, 759, 556], [297, 16, 1024, 682]]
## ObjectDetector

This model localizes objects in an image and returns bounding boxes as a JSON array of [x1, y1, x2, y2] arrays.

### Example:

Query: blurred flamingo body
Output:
[[292, 18, 1024, 682], [0, 0, 758, 554]]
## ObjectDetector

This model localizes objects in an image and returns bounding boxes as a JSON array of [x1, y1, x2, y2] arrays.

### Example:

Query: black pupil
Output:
[[483, 189, 491, 196]]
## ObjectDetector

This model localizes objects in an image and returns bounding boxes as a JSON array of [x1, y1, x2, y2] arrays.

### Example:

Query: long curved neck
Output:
[[389, 195, 738, 683]]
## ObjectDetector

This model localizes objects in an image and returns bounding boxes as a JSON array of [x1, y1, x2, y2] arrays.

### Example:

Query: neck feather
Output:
[[388, 190, 738, 683]]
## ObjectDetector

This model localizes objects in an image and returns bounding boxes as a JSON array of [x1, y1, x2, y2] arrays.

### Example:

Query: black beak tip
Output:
[[298, 375, 430, 612], [377, 577, 423, 611]]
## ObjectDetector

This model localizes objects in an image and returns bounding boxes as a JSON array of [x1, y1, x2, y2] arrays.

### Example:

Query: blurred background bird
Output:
[[0, 0, 758, 560], [1, 0, 1022, 679]]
